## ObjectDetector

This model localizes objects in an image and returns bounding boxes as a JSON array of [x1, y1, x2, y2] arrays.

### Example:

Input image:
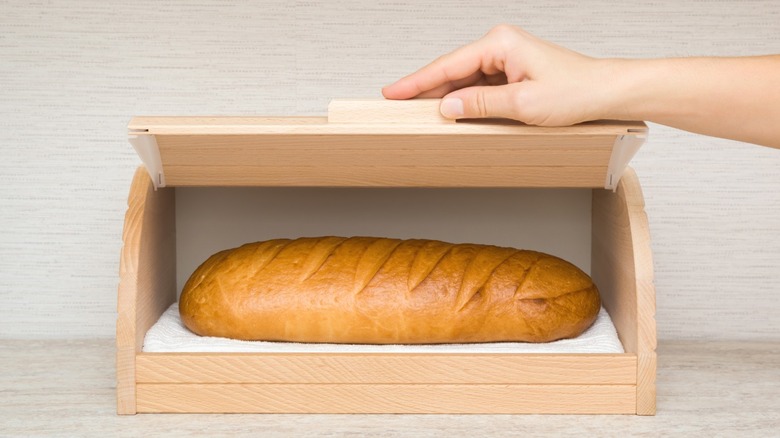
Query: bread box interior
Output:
[[117, 99, 656, 415]]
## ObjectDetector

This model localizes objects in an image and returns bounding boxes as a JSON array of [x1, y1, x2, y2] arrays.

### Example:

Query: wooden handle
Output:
[[327, 99, 454, 124]]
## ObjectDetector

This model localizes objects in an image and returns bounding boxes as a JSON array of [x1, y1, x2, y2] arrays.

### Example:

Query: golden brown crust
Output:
[[179, 237, 600, 343]]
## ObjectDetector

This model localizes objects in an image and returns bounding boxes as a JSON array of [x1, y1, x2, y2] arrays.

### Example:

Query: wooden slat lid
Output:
[[128, 99, 647, 189]]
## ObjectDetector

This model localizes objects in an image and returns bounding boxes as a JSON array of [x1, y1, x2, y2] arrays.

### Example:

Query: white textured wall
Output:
[[1, 1, 779, 339]]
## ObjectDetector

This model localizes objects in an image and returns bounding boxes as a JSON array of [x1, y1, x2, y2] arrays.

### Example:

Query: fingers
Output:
[[382, 38, 492, 100], [440, 83, 525, 120], [415, 71, 488, 98]]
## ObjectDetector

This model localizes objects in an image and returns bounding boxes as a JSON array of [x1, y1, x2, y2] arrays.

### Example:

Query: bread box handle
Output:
[[328, 98, 455, 124]]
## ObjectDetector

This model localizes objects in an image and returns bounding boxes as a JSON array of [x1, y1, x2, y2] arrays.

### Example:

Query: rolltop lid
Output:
[[128, 99, 647, 190]]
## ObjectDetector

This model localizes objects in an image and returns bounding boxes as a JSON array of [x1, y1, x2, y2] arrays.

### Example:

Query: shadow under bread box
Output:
[[117, 99, 656, 415]]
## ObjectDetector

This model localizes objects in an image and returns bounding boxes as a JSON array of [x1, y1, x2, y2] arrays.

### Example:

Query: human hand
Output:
[[382, 24, 616, 126]]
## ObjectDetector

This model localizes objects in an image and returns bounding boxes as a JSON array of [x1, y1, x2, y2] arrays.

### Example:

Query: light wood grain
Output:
[[161, 147, 608, 167], [154, 133, 613, 186], [591, 174, 638, 352], [328, 98, 454, 124], [591, 167, 657, 415], [130, 106, 646, 188], [162, 165, 608, 187], [621, 169, 657, 416], [135, 383, 636, 414], [156, 133, 614, 152], [116, 167, 177, 415], [157, 136, 612, 163], [135, 353, 637, 384]]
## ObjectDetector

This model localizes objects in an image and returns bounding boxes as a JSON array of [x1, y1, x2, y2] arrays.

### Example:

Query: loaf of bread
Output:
[[179, 236, 600, 344]]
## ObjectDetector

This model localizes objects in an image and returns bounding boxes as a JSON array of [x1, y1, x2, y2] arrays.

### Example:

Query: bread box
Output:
[[117, 99, 656, 415]]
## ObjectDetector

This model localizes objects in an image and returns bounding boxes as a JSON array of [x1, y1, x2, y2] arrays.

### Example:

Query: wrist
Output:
[[591, 58, 642, 121], [595, 57, 693, 123]]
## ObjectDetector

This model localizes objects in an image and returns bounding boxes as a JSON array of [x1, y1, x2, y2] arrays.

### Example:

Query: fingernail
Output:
[[440, 98, 464, 118]]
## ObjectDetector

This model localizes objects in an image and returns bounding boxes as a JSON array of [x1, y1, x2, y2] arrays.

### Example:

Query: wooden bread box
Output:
[[117, 99, 656, 415]]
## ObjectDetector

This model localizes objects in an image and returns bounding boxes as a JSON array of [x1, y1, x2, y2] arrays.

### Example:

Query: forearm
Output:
[[600, 56, 780, 149]]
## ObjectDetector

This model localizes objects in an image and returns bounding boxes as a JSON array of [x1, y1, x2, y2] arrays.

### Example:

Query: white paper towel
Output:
[[143, 303, 624, 353]]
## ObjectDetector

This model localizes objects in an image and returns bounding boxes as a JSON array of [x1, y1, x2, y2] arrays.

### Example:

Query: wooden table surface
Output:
[[1, 339, 778, 436]]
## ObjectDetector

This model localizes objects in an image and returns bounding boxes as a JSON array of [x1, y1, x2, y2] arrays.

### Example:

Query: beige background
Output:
[[1, 1, 779, 340]]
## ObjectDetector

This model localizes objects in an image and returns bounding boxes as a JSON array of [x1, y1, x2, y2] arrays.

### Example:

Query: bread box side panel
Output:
[[117, 167, 177, 415], [592, 167, 656, 415]]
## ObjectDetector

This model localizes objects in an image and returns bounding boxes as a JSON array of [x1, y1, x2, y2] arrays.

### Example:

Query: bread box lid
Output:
[[128, 99, 647, 190]]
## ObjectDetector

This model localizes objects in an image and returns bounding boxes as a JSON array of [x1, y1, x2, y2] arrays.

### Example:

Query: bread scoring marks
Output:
[[512, 255, 543, 300], [244, 239, 294, 279], [353, 238, 404, 295], [406, 240, 454, 292], [455, 247, 518, 312], [299, 236, 349, 282]]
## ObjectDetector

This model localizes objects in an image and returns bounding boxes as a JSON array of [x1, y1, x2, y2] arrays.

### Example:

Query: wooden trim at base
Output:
[[136, 383, 637, 414], [135, 353, 637, 385]]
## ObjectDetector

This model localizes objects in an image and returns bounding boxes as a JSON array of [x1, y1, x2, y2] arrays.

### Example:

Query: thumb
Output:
[[440, 83, 525, 120]]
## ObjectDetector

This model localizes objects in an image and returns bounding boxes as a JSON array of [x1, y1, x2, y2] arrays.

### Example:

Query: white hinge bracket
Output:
[[605, 133, 647, 190], [128, 131, 165, 189]]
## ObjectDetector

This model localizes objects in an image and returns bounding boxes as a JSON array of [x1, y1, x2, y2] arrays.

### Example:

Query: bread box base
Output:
[[116, 165, 656, 415]]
